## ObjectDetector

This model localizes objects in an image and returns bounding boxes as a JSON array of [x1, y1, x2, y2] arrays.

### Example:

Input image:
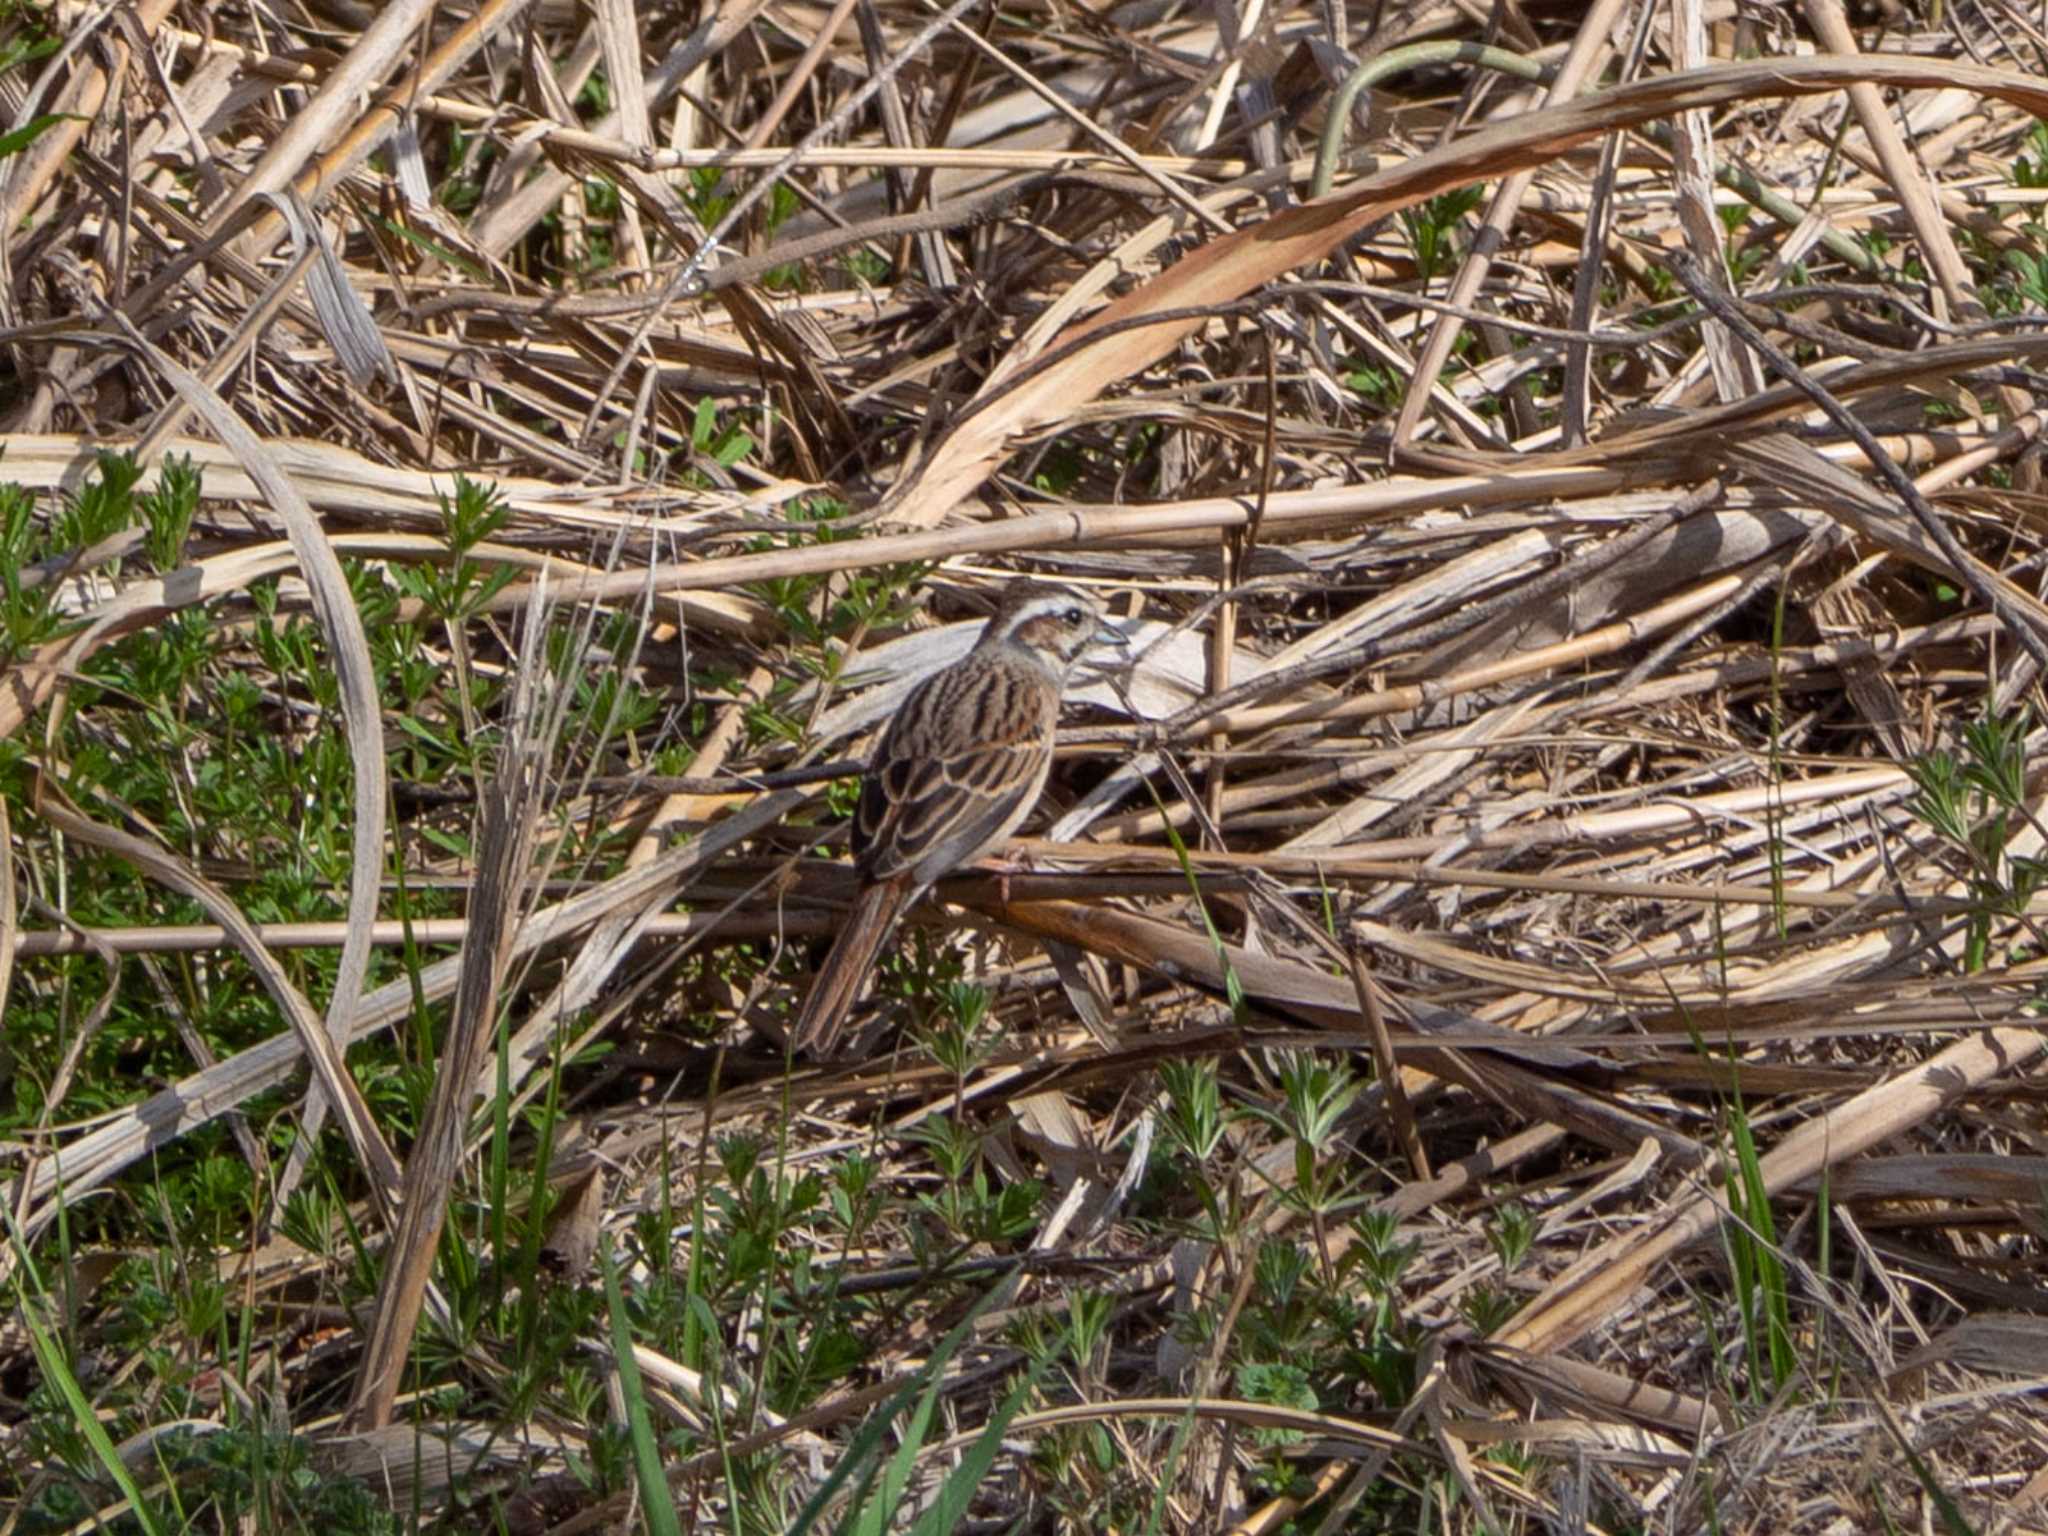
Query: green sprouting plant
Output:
[[1157, 1055, 1233, 1246], [1233, 1356, 1318, 1447], [1062, 1287, 1115, 1388], [1455, 1201, 1536, 1335], [761, 183, 808, 289], [393, 472, 517, 623], [139, 452, 202, 571], [690, 397, 754, 470], [575, 65, 612, 117], [0, 14, 60, 82], [596, 1233, 684, 1536], [759, 555, 927, 674], [1145, 795, 1249, 1024], [1028, 441, 1087, 497], [1348, 1207, 1418, 1300], [683, 165, 732, 229], [843, 246, 890, 286], [573, 656, 662, 745], [0, 450, 152, 661], [829, 1152, 884, 1252], [916, 979, 999, 1081], [2006, 243, 2048, 312], [1400, 184, 1486, 285], [435, 126, 491, 214], [0, 479, 58, 656], [1486, 1199, 1535, 1272], [907, 1114, 1041, 1249], [1460, 1281, 1519, 1336], [61, 449, 143, 548], [1906, 709, 2048, 972], [1160, 1056, 1226, 1165], [1246, 1237, 1319, 1361], [1345, 359, 1400, 409], [2013, 121, 2048, 190], [1244, 1050, 1368, 1233], [1726, 229, 1770, 287], [739, 518, 923, 760], [1343, 1207, 1421, 1405], [582, 172, 620, 221]]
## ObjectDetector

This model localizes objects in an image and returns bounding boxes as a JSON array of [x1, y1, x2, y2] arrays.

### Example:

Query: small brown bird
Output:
[[789, 582, 1115, 1055]]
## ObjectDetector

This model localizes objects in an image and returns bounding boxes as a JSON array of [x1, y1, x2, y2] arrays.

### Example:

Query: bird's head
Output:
[[978, 582, 1119, 674]]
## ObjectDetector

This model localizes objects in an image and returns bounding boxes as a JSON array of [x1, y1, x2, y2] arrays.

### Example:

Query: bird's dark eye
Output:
[[1064, 607, 1083, 625]]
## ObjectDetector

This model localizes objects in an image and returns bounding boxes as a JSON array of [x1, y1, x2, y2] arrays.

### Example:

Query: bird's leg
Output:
[[974, 842, 1041, 907]]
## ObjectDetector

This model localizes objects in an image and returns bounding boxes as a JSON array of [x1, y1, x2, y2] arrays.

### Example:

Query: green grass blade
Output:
[[598, 1233, 682, 1536], [789, 1266, 1022, 1536], [4, 1204, 169, 1536], [905, 1358, 1045, 1536]]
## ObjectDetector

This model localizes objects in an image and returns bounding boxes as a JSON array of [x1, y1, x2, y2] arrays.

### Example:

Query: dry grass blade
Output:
[[129, 328, 392, 1213], [1387, 0, 1630, 451], [1496, 1026, 2048, 1361], [3, 790, 808, 1240], [345, 594, 555, 1432], [0, 792, 14, 1128], [214, 0, 444, 231], [28, 772, 401, 1206], [0, 0, 176, 229], [883, 53, 2048, 528]]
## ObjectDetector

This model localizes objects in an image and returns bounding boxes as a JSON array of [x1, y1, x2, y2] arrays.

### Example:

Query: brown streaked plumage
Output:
[[790, 582, 1113, 1056]]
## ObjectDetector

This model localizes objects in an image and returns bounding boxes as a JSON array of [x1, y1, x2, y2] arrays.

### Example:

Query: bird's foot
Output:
[[974, 848, 1039, 907]]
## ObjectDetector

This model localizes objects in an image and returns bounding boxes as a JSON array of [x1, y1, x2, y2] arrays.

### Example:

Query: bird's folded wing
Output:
[[860, 734, 1052, 884]]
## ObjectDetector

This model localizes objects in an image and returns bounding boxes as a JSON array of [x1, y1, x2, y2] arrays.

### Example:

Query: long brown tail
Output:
[[789, 876, 914, 1056]]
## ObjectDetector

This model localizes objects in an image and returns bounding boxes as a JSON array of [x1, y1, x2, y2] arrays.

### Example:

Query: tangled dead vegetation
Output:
[[5, 1, 2048, 1532]]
